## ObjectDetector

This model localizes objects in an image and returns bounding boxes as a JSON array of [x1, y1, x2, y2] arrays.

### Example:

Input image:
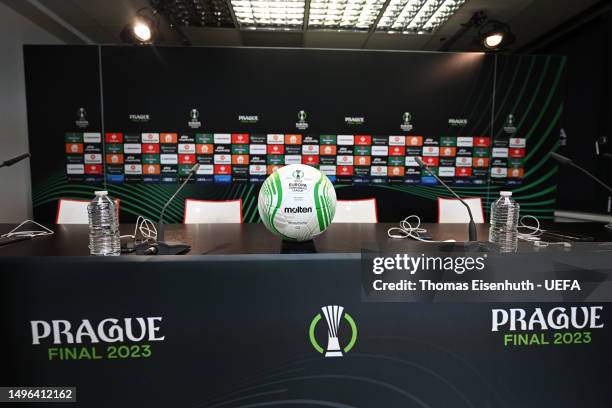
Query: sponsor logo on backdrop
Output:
[[30, 317, 165, 361], [64, 130, 524, 184], [296, 110, 309, 130], [448, 118, 468, 126], [400, 112, 413, 131], [503, 113, 517, 134], [129, 113, 150, 123], [345, 116, 364, 125], [239, 115, 258, 124], [309, 305, 357, 358], [188, 108, 201, 129], [75, 107, 89, 128], [491, 306, 604, 347]]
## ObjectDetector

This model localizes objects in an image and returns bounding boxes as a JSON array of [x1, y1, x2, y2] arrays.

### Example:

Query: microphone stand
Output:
[[416, 157, 477, 241], [137, 164, 200, 255], [550, 152, 612, 230]]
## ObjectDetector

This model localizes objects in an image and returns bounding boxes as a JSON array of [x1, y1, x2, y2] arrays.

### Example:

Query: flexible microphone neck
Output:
[[157, 163, 200, 241], [416, 157, 477, 241], [550, 152, 612, 194], [0, 153, 30, 168]]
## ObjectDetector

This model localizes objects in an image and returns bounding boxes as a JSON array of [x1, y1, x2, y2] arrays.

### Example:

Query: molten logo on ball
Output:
[[258, 164, 336, 241]]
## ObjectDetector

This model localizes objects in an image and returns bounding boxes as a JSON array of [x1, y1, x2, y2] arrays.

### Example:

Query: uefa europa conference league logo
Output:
[[400, 112, 413, 132], [30, 317, 165, 361], [309, 305, 357, 357], [75, 107, 89, 128], [188, 108, 201, 129], [296, 110, 309, 130]]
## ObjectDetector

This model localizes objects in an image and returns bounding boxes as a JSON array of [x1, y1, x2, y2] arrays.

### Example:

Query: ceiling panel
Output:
[[241, 30, 304, 47], [4, 0, 606, 50], [364, 32, 431, 50], [181, 27, 243, 45], [303, 31, 369, 48]]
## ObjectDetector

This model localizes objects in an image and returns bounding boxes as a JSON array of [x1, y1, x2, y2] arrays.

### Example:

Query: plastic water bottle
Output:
[[489, 191, 520, 253], [87, 191, 121, 256]]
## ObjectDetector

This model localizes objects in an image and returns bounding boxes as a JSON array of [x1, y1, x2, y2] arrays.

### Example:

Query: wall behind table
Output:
[[24, 46, 565, 223], [0, 2, 63, 223]]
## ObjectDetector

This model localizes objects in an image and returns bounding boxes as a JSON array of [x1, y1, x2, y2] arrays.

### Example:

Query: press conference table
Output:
[[2, 222, 612, 407], [1, 222, 611, 256]]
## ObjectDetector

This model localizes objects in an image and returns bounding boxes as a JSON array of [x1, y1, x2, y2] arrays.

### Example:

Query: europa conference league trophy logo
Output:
[[188, 108, 201, 129], [503, 113, 517, 134], [400, 111, 413, 131], [296, 110, 309, 130], [309, 305, 357, 358], [292, 168, 304, 180], [75, 107, 89, 128]]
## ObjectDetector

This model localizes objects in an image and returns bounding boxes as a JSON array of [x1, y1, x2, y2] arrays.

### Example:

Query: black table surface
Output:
[[1, 222, 610, 256]]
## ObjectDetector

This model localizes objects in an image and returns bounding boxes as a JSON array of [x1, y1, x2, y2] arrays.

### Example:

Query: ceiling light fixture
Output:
[[152, 0, 235, 28], [376, 0, 466, 34], [479, 20, 515, 51], [231, 0, 305, 30], [308, 0, 387, 31]]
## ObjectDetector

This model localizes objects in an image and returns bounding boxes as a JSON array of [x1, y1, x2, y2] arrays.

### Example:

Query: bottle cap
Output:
[[95, 191, 108, 196], [500, 191, 512, 197]]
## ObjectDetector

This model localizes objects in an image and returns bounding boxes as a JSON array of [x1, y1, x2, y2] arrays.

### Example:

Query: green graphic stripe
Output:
[[516, 56, 551, 132], [32, 176, 71, 201], [247, 196, 259, 223], [465, 61, 496, 134], [494, 56, 537, 138], [525, 106, 562, 164], [313, 174, 326, 231], [268, 171, 293, 240], [524, 61, 565, 142], [513, 167, 557, 193], [491, 55, 523, 125], [108, 184, 184, 221]]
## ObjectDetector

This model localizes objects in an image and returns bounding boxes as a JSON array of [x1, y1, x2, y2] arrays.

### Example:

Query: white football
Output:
[[258, 164, 336, 241]]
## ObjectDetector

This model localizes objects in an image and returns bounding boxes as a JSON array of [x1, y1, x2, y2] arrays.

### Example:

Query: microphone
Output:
[[415, 157, 477, 241], [0, 153, 30, 168], [137, 163, 200, 255], [550, 152, 612, 194]]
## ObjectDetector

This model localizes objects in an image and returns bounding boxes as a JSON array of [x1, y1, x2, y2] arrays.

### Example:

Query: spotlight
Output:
[[479, 21, 515, 51], [132, 18, 152, 42], [121, 8, 159, 44]]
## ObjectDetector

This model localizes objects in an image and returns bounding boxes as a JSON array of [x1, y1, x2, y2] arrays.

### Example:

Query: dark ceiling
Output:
[[0, 0, 602, 51]]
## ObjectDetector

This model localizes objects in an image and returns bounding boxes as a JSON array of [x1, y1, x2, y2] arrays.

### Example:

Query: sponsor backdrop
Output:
[[1, 256, 611, 407], [24, 46, 566, 223]]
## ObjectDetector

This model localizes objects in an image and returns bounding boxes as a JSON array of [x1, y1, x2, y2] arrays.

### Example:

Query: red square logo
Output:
[[231, 133, 249, 144], [423, 157, 439, 166], [355, 135, 372, 145], [509, 148, 525, 158], [267, 144, 285, 154], [105, 133, 123, 143], [389, 146, 405, 156], [474, 137, 490, 147], [84, 164, 102, 174], [214, 164, 231, 175], [456, 167, 472, 176], [302, 155, 319, 165], [179, 154, 196, 164], [143, 144, 160, 154], [336, 165, 354, 176]]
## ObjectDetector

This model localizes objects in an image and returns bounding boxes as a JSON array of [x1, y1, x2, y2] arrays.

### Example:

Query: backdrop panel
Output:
[[24, 46, 565, 223]]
